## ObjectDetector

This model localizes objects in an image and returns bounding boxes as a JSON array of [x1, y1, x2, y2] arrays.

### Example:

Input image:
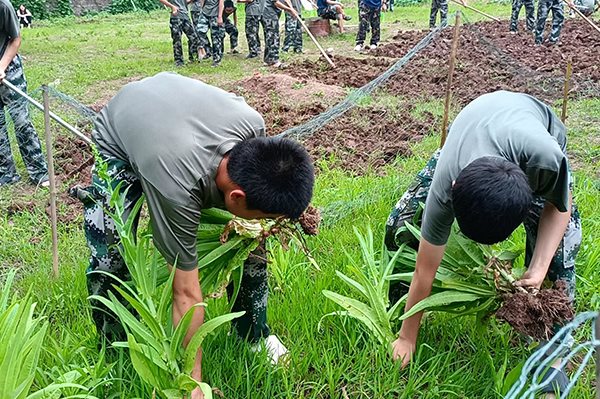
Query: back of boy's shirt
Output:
[[264, 0, 281, 18], [316, 0, 328, 11], [245, 0, 266, 16], [0, 0, 20, 58], [421, 90, 570, 247], [203, 0, 221, 17]]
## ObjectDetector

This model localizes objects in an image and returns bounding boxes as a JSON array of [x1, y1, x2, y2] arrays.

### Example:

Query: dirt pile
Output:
[[496, 281, 575, 340]]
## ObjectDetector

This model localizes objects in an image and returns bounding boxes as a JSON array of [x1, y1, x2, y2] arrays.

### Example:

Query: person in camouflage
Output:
[[72, 73, 315, 396], [534, 0, 564, 44], [261, 0, 296, 67], [190, 0, 212, 60], [282, 0, 303, 53], [387, 92, 581, 396], [159, 0, 201, 66], [510, 0, 535, 32], [354, 0, 381, 51], [223, 0, 240, 53], [0, 0, 48, 188], [242, 0, 265, 59], [198, 0, 226, 66], [429, 0, 448, 28]]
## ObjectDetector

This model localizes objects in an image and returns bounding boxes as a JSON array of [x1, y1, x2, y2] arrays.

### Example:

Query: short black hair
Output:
[[452, 156, 533, 245], [228, 137, 315, 218], [224, 0, 234, 7]]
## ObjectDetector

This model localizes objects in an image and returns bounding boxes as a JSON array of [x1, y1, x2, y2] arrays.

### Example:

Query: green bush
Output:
[[109, 0, 162, 14]]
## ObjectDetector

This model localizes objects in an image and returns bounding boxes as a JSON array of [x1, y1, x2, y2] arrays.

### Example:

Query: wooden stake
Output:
[[441, 12, 461, 148], [283, 0, 336, 68], [563, 0, 600, 35], [43, 86, 59, 278], [561, 59, 572, 123], [449, 0, 500, 22]]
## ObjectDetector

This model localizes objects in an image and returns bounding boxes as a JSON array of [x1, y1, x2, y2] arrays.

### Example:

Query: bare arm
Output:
[[0, 36, 21, 81], [172, 267, 205, 383], [391, 238, 446, 367], [276, 0, 297, 13], [217, 0, 225, 24], [233, 10, 238, 26], [516, 194, 572, 289]]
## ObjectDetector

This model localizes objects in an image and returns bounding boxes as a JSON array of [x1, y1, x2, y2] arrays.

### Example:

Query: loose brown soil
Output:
[[54, 134, 93, 185], [496, 281, 575, 341]]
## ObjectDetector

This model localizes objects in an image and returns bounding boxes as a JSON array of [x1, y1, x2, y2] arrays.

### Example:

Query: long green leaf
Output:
[[400, 291, 484, 320]]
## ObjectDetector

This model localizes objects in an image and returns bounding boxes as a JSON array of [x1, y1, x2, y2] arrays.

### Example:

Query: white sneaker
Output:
[[251, 335, 289, 365], [369, 44, 378, 50], [354, 44, 363, 52]]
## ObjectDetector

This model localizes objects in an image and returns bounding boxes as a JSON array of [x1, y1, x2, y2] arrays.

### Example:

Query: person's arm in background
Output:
[[516, 193, 572, 289], [158, 0, 180, 15], [233, 8, 237, 26], [0, 35, 21, 81], [217, 0, 225, 24], [391, 238, 446, 367]]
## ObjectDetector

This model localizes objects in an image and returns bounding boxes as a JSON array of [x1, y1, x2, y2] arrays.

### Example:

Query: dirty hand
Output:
[[171, 5, 179, 15], [515, 269, 546, 290], [391, 336, 415, 368]]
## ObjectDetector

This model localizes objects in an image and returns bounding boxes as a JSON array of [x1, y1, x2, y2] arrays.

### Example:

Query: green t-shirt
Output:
[[421, 91, 569, 246], [94, 72, 265, 270], [0, 0, 19, 59]]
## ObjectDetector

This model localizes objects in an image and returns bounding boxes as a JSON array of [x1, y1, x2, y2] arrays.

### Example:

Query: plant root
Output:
[[297, 205, 321, 236]]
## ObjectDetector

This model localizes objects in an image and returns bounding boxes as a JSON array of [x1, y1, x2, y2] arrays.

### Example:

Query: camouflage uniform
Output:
[[262, 1, 282, 65], [282, 0, 302, 53], [197, 14, 226, 64], [429, 0, 448, 28], [356, 2, 381, 46], [245, 15, 263, 57], [75, 154, 270, 342], [385, 150, 581, 302], [223, 15, 239, 50], [535, 0, 564, 44], [0, 55, 47, 186], [191, 6, 213, 58], [510, 0, 535, 32], [170, 17, 201, 65]]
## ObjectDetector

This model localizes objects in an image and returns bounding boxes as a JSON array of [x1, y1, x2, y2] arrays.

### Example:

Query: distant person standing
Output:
[[240, 0, 265, 59], [354, 0, 382, 51], [282, 0, 303, 53], [190, 0, 212, 60], [16, 4, 32, 28], [0, 0, 48, 188], [222, 0, 239, 54], [429, 0, 448, 28], [534, 0, 564, 44], [197, 0, 226, 67], [158, 0, 201, 66], [510, 0, 535, 32]]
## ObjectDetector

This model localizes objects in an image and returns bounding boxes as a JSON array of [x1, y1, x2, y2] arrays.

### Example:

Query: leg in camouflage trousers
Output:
[[245, 15, 262, 57], [76, 155, 143, 342], [170, 17, 201, 65], [0, 55, 47, 186], [510, 0, 536, 31], [262, 13, 281, 65], [535, 0, 564, 44], [192, 10, 212, 58], [227, 244, 271, 342], [282, 12, 303, 52], [206, 14, 226, 65], [224, 17, 239, 51], [356, 4, 381, 46], [429, 0, 448, 28]]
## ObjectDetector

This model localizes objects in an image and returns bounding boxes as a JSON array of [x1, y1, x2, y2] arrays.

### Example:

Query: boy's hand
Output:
[[171, 5, 179, 14], [515, 268, 546, 290], [0, 69, 5, 82], [391, 336, 415, 368], [217, 16, 223, 25]]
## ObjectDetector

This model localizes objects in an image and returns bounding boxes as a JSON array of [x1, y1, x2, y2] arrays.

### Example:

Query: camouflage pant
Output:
[[191, 10, 212, 58], [0, 55, 47, 185], [385, 150, 580, 301], [510, 0, 535, 31], [535, 0, 564, 43], [262, 13, 281, 65], [224, 18, 239, 50], [245, 15, 264, 57], [170, 17, 201, 64], [356, 4, 381, 46], [429, 0, 448, 28], [77, 154, 270, 342], [197, 13, 226, 63], [283, 12, 303, 52]]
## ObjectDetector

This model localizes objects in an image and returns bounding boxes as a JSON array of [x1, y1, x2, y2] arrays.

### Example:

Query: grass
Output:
[[1, 1, 599, 398]]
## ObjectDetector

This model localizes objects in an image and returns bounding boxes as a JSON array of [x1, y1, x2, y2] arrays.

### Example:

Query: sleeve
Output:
[[1, 4, 20, 39], [525, 155, 570, 212], [141, 179, 202, 271], [420, 190, 455, 246]]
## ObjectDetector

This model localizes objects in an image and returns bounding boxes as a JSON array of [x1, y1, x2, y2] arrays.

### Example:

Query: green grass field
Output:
[[1, 2, 599, 398]]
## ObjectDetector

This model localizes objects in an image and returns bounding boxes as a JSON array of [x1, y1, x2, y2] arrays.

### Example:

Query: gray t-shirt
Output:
[[94, 72, 266, 270], [203, 0, 221, 16], [421, 91, 569, 246], [0, 0, 19, 59], [191, 0, 202, 13], [170, 0, 190, 19], [264, 0, 281, 18], [245, 0, 265, 16]]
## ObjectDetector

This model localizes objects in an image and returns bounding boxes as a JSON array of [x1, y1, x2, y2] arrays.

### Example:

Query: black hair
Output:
[[224, 0, 234, 7], [451, 156, 533, 245], [227, 137, 315, 218]]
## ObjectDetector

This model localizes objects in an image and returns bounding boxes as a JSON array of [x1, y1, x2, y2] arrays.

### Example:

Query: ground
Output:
[[0, 2, 599, 398]]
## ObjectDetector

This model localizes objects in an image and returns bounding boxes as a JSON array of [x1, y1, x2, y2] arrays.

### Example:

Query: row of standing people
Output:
[[429, 0, 597, 45]]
